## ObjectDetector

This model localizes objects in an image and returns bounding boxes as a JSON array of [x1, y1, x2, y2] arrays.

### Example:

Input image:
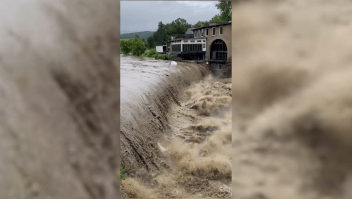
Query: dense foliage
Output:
[[153, 21, 169, 46], [141, 49, 174, 60], [145, 48, 157, 57], [120, 39, 133, 55], [216, 1, 232, 23], [147, 1, 231, 48], [150, 18, 192, 48], [147, 36, 156, 49], [194, 21, 210, 28], [131, 37, 146, 56], [194, 1, 232, 28], [120, 36, 146, 56]]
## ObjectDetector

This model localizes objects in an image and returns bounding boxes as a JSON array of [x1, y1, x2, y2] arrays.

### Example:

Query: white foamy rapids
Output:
[[121, 75, 232, 198]]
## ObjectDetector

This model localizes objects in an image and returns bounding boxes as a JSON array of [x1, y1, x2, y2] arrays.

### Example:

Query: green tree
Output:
[[169, 18, 191, 35], [152, 18, 192, 46], [216, 1, 232, 22], [147, 36, 156, 49], [209, 15, 227, 24], [142, 39, 148, 49], [146, 48, 157, 58], [164, 23, 174, 41], [153, 21, 168, 46], [191, 1, 231, 28], [131, 37, 146, 56], [194, 21, 210, 28], [194, 21, 202, 28], [120, 39, 133, 55], [141, 38, 147, 48], [148, 18, 192, 47]]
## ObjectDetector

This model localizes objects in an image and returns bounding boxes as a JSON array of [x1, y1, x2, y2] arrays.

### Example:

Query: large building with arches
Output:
[[191, 22, 231, 63], [165, 22, 231, 63], [164, 22, 231, 77]]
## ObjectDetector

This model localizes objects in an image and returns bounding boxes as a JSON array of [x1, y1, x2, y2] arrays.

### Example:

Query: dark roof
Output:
[[192, 22, 231, 30], [171, 34, 193, 40], [185, 28, 195, 34]]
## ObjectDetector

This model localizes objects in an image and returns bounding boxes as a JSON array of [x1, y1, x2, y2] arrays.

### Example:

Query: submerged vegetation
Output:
[[120, 165, 133, 180], [142, 48, 175, 60], [121, 41, 175, 60]]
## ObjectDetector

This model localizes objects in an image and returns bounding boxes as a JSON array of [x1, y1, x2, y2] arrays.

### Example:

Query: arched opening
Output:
[[209, 39, 227, 62]]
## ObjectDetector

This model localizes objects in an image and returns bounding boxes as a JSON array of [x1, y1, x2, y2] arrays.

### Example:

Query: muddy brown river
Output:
[[120, 55, 232, 198], [232, 1, 352, 199]]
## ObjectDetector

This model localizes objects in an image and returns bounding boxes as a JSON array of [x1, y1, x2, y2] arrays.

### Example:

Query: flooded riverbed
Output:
[[120, 55, 232, 198], [120, 55, 172, 104]]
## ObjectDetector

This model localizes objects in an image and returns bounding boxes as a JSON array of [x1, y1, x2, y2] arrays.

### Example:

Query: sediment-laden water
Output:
[[232, 1, 352, 199], [120, 56, 232, 198], [0, 0, 120, 198]]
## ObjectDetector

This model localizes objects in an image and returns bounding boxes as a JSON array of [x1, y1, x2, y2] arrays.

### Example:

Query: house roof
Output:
[[185, 28, 195, 35], [192, 22, 232, 31]]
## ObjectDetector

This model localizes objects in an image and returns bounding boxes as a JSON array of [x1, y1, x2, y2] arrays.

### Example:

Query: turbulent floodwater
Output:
[[120, 55, 173, 104], [0, 0, 120, 198], [120, 56, 232, 198], [232, 1, 352, 199]]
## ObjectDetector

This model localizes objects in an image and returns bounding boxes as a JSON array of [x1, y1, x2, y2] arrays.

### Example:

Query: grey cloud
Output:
[[121, 1, 220, 34]]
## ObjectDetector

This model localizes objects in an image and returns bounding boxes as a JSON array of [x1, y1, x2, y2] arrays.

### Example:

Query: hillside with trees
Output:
[[120, 31, 155, 40]]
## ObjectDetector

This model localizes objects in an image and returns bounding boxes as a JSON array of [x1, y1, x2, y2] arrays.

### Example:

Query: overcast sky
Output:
[[120, 1, 220, 34]]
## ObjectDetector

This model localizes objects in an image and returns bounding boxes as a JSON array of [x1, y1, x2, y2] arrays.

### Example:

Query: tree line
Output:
[[194, 1, 232, 28], [146, 1, 231, 49]]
